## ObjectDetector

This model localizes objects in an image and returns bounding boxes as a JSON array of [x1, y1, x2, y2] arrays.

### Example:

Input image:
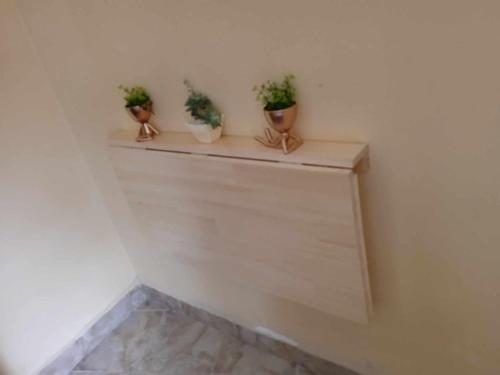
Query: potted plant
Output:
[[253, 74, 302, 154], [183, 80, 223, 143], [119, 85, 160, 142]]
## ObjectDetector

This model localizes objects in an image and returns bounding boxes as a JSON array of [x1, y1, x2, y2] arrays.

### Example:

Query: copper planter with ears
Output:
[[126, 101, 160, 142], [255, 104, 302, 154]]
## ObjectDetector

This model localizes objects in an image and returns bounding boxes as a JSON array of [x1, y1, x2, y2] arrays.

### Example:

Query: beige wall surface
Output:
[[15, 0, 500, 374], [0, 1, 136, 374]]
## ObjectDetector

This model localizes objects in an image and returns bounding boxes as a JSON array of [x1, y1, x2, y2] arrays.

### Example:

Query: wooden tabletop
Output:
[[109, 130, 368, 169]]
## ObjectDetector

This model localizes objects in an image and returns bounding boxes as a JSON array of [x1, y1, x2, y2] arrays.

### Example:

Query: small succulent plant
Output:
[[184, 80, 222, 129], [253, 74, 296, 111], [118, 85, 152, 108]]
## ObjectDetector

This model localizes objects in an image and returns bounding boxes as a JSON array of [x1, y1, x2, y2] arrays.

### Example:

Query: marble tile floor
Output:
[[70, 295, 357, 375]]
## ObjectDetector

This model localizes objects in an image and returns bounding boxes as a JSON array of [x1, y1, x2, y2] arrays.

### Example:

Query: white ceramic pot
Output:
[[185, 119, 223, 143]]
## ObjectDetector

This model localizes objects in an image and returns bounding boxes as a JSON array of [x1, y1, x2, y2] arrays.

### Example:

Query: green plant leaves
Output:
[[118, 85, 152, 108], [253, 74, 296, 111], [184, 80, 222, 129], [118, 76, 296, 125]]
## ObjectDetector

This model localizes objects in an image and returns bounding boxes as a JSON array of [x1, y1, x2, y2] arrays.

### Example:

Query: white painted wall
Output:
[[0, 1, 136, 374], [11, 0, 500, 374]]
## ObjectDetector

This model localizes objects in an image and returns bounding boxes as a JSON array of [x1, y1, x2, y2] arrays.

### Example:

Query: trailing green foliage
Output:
[[118, 85, 152, 108], [184, 80, 222, 129], [253, 74, 296, 111]]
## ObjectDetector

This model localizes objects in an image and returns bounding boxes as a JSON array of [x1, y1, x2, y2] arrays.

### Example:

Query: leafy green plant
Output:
[[118, 85, 152, 108], [253, 74, 296, 111], [184, 80, 222, 129]]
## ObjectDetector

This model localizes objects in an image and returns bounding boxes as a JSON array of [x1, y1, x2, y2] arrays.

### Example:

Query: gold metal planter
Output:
[[126, 102, 160, 142], [255, 104, 302, 154]]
